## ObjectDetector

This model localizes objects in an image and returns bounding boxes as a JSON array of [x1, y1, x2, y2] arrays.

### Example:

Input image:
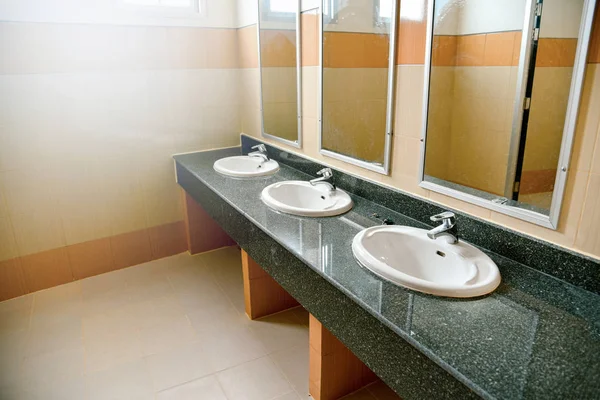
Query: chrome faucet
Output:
[[427, 212, 458, 244], [309, 168, 336, 192], [248, 144, 269, 163]]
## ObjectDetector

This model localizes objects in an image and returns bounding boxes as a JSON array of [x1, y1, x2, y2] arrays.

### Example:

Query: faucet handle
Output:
[[251, 144, 267, 152], [431, 211, 455, 224], [316, 168, 333, 178]]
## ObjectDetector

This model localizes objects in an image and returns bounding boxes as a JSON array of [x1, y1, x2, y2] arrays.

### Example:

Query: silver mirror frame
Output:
[[317, 0, 398, 175], [418, 0, 598, 229], [257, 0, 303, 148]]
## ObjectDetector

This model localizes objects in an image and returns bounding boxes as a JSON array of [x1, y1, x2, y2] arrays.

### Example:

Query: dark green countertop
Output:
[[174, 147, 600, 400]]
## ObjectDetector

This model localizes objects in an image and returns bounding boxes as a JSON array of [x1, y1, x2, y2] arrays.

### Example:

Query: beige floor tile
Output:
[[248, 309, 309, 354], [0, 295, 32, 334], [0, 252, 322, 400], [138, 315, 198, 356], [30, 281, 83, 329], [0, 329, 27, 387], [216, 356, 293, 400], [25, 318, 83, 357], [20, 374, 86, 400], [156, 375, 227, 400], [187, 302, 249, 336], [127, 295, 188, 330], [0, 294, 33, 315], [167, 260, 220, 294], [80, 268, 129, 299], [22, 345, 84, 387], [173, 283, 233, 314], [145, 341, 216, 392], [122, 262, 174, 304], [203, 247, 246, 313], [269, 345, 309, 396], [85, 358, 154, 400], [82, 307, 138, 342], [273, 392, 303, 400], [196, 323, 268, 372], [81, 288, 134, 317], [81, 273, 134, 317], [84, 328, 144, 373], [0, 382, 22, 400]]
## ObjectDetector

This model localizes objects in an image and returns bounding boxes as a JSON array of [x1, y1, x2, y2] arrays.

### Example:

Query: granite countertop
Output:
[[174, 147, 600, 400]]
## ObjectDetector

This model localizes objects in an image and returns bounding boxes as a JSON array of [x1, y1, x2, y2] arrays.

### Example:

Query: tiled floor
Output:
[[0, 246, 399, 400]]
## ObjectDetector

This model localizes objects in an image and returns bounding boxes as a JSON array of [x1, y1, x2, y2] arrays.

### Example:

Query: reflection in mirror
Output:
[[320, 0, 397, 174], [421, 0, 596, 227], [258, 0, 301, 146]]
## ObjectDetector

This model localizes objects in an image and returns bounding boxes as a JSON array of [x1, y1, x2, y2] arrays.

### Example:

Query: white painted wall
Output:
[[236, 0, 257, 27], [539, 0, 585, 38], [237, 0, 322, 28], [434, 0, 585, 38], [458, 0, 526, 35], [0, 0, 238, 28]]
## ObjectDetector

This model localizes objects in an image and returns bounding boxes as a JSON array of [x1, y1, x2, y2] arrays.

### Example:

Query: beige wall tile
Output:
[[11, 212, 66, 256], [237, 25, 259, 69], [575, 173, 600, 254], [0, 22, 240, 74], [59, 194, 112, 246], [302, 66, 319, 119], [592, 124, 600, 175], [144, 187, 184, 228], [491, 170, 589, 247], [241, 105, 262, 137], [0, 170, 59, 216], [393, 136, 422, 180], [0, 217, 18, 261], [240, 68, 261, 107], [571, 65, 600, 173], [395, 65, 425, 139], [105, 190, 148, 237]]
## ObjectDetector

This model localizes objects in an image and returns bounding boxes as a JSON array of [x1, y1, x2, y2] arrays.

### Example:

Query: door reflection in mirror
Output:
[[422, 0, 593, 220]]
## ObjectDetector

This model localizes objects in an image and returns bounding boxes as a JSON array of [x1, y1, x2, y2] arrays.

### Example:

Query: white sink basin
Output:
[[261, 181, 353, 217], [213, 156, 279, 178], [352, 226, 501, 298]]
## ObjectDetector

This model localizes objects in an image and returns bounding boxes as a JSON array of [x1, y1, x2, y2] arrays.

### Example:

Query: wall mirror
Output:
[[420, 0, 597, 228], [258, 0, 302, 147], [319, 0, 398, 174]]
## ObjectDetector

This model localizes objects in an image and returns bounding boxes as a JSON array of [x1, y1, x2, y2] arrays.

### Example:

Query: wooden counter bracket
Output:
[[241, 249, 300, 319]]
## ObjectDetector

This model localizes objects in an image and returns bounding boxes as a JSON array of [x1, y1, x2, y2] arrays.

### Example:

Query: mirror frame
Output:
[[317, 0, 399, 175], [257, 0, 303, 148], [418, 0, 598, 229]]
